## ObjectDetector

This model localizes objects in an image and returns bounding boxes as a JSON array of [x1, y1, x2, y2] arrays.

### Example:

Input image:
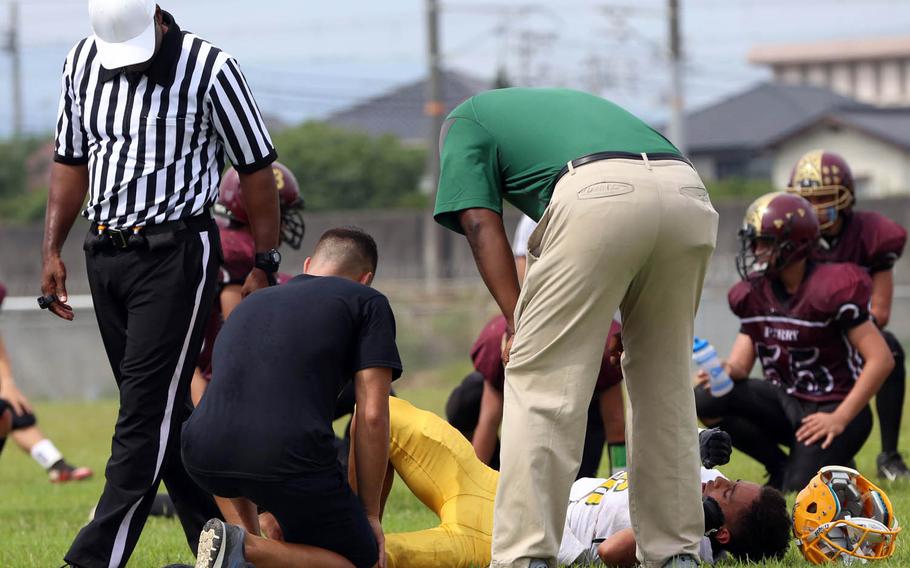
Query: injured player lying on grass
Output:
[[186, 398, 791, 568], [342, 397, 791, 567]]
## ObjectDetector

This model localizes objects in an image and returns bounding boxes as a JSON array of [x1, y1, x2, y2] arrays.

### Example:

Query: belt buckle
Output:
[[108, 228, 129, 249]]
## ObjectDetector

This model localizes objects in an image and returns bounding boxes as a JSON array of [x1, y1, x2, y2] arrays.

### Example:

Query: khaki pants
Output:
[[491, 158, 718, 568]]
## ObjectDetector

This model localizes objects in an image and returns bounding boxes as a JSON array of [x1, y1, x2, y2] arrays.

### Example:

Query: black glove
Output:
[[699, 427, 732, 469]]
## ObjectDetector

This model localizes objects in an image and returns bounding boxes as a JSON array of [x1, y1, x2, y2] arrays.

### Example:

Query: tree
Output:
[[0, 137, 51, 222], [0, 137, 44, 199], [270, 122, 427, 211]]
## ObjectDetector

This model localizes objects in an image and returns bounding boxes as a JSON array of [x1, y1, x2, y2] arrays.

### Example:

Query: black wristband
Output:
[[254, 248, 281, 273]]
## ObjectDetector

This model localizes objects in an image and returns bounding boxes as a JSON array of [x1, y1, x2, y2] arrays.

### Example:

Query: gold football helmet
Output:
[[793, 466, 900, 564]]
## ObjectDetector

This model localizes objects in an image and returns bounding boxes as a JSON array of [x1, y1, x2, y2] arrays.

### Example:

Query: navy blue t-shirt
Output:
[[182, 274, 402, 480]]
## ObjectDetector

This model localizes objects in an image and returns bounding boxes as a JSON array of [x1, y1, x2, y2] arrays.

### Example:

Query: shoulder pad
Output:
[[858, 211, 907, 271], [812, 263, 872, 317], [728, 280, 754, 318]]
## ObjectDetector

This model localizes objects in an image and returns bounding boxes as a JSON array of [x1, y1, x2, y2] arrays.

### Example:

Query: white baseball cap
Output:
[[89, 0, 157, 70]]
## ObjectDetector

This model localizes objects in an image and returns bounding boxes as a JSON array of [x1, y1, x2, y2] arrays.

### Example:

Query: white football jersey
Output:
[[557, 468, 723, 565]]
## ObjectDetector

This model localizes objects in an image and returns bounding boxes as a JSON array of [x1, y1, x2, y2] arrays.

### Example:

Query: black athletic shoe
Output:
[[877, 451, 910, 481], [195, 518, 250, 568], [150, 493, 177, 518]]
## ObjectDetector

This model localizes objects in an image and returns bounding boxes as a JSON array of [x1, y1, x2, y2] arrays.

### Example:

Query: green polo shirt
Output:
[[433, 88, 681, 233]]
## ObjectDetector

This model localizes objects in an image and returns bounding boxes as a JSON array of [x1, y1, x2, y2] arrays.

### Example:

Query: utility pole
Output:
[[516, 29, 557, 87], [5, 0, 23, 138], [667, 0, 685, 154], [423, 0, 443, 290]]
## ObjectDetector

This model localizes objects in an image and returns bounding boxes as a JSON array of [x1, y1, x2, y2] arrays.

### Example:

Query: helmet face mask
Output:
[[736, 227, 771, 280], [280, 201, 306, 250], [794, 466, 901, 565], [216, 162, 306, 249], [786, 150, 856, 231], [735, 192, 820, 281]]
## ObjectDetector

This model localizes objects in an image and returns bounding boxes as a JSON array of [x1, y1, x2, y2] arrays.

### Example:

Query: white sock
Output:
[[30, 439, 63, 470]]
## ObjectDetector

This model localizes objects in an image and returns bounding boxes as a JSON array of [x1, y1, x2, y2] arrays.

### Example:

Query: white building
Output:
[[678, 82, 910, 197], [749, 37, 910, 108], [771, 110, 910, 198]]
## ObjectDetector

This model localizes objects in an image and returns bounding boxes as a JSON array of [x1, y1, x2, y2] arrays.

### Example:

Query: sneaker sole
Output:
[[49, 468, 94, 483], [195, 519, 226, 568]]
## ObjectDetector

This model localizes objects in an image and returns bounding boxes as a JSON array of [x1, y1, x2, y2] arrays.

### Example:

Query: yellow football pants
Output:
[[385, 397, 499, 568]]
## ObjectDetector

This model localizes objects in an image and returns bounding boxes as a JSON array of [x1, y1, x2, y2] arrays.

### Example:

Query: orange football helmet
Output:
[[793, 466, 900, 564]]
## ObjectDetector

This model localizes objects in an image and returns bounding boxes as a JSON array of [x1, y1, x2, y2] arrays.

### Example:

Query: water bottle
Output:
[[693, 337, 734, 397]]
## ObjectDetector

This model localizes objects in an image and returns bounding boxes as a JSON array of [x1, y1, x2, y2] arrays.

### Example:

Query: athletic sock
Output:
[[608, 443, 627, 474], [30, 439, 64, 470]]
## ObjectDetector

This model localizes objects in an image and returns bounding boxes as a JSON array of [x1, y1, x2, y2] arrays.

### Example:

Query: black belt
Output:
[[87, 210, 214, 251], [554, 151, 693, 186]]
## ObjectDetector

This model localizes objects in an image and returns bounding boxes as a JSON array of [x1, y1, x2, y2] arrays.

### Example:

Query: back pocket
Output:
[[577, 181, 634, 200], [679, 186, 710, 203]]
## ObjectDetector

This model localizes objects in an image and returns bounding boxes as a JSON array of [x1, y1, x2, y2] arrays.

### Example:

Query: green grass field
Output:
[[2, 387, 909, 567]]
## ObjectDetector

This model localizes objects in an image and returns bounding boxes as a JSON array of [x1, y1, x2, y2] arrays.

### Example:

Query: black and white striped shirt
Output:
[[54, 11, 275, 228]]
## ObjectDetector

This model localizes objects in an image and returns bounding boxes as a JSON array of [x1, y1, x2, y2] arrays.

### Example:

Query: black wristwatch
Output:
[[254, 248, 281, 274]]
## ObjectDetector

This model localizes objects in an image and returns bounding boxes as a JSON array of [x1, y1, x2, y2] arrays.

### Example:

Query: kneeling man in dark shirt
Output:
[[182, 227, 402, 568]]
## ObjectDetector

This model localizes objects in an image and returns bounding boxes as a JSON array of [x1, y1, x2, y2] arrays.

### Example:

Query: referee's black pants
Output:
[[695, 378, 872, 493], [65, 218, 222, 568]]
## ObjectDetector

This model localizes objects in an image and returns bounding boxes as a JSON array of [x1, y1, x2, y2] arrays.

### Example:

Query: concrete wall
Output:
[[0, 209, 525, 297], [772, 126, 910, 198], [3, 197, 910, 399]]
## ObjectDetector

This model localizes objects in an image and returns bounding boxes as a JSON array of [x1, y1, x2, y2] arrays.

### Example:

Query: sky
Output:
[[1, 0, 909, 138]]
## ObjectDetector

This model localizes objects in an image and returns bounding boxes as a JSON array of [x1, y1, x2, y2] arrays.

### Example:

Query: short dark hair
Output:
[[313, 226, 378, 274], [723, 486, 791, 561]]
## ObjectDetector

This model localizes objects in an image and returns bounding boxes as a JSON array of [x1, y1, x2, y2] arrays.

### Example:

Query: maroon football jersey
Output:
[[0, 281, 6, 310], [472, 315, 622, 392], [813, 210, 907, 273], [219, 226, 256, 286], [729, 263, 872, 402], [197, 224, 293, 381]]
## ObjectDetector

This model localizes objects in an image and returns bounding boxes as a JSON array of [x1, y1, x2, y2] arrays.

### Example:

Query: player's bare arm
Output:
[[597, 527, 637, 568], [458, 208, 521, 357], [473, 380, 504, 464], [797, 320, 894, 449], [237, 167, 281, 297], [41, 162, 89, 321], [870, 270, 894, 327], [220, 285, 243, 320], [354, 366, 393, 568], [725, 333, 756, 380], [224, 497, 261, 536]]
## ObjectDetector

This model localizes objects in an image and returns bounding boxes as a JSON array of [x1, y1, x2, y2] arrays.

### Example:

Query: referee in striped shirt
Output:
[[40, 2, 281, 566]]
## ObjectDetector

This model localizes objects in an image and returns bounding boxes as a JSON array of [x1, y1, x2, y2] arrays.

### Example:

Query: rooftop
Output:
[[325, 69, 490, 143], [749, 36, 910, 65], [683, 81, 868, 153]]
